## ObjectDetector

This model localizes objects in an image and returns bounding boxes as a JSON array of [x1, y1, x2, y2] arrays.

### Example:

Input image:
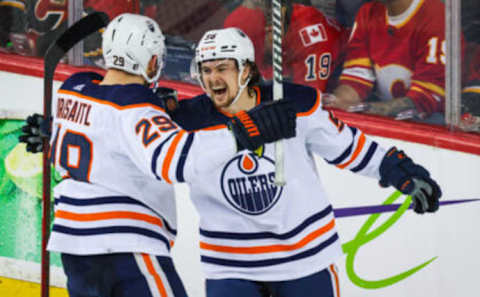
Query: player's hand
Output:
[[18, 113, 51, 153], [154, 87, 179, 114], [228, 100, 297, 151], [379, 147, 442, 214]]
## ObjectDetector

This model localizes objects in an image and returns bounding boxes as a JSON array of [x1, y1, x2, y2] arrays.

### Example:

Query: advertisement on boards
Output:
[[0, 119, 64, 284]]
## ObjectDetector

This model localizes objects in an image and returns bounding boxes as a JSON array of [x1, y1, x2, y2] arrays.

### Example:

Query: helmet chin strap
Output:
[[196, 62, 251, 108], [229, 65, 251, 107]]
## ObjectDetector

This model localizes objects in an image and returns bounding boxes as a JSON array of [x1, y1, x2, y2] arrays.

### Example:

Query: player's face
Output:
[[200, 59, 240, 108]]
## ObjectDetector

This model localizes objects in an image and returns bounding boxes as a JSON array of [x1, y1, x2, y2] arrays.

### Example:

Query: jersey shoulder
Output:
[[415, 0, 445, 30], [258, 82, 320, 114], [172, 94, 223, 130], [60, 72, 162, 109], [356, 1, 385, 23], [61, 72, 103, 91]]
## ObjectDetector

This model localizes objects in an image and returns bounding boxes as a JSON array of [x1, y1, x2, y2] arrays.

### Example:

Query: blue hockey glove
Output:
[[379, 147, 442, 214], [228, 100, 297, 151], [18, 113, 51, 153]]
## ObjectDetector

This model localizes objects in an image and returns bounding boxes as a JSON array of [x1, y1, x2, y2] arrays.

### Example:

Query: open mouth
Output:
[[212, 87, 227, 97]]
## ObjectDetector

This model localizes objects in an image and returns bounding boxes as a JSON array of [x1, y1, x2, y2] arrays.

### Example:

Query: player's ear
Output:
[[240, 63, 252, 84], [147, 55, 158, 78]]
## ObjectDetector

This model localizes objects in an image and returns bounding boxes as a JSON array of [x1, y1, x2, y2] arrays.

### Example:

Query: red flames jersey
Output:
[[26, 0, 138, 33], [28, 0, 67, 33], [223, 6, 266, 69], [339, 0, 447, 115], [224, 4, 347, 92], [282, 4, 347, 91]]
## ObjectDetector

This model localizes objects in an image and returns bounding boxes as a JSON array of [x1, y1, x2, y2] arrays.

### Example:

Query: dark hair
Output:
[[232, 59, 261, 96], [246, 61, 261, 96]]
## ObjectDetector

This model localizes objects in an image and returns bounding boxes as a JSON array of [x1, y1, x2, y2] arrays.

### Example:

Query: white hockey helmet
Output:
[[192, 28, 255, 96], [102, 13, 166, 83]]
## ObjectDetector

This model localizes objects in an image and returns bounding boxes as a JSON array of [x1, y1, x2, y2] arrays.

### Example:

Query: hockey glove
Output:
[[228, 100, 297, 151], [18, 113, 51, 153], [379, 147, 442, 214], [154, 87, 179, 114]]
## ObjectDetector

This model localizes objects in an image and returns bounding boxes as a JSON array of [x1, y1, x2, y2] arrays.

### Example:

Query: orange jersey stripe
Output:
[[330, 264, 340, 297], [339, 75, 374, 88], [162, 130, 186, 184], [411, 80, 445, 96], [253, 86, 262, 105], [200, 219, 335, 254], [58, 89, 166, 113], [55, 210, 164, 228], [337, 133, 366, 169], [142, 254, 168, 297], [463, 86, 480, 94], [391, 0, 424, 29], [0, 1, 25, 9]]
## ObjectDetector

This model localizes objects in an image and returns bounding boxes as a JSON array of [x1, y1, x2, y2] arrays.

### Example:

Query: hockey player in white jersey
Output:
[[20, 26, 442, 297], [165, 28, 441, 297], [19, 15, 297, 297]]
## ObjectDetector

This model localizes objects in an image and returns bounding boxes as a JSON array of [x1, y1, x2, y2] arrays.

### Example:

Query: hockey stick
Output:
[[271, 0, 285, 185], [41, 12, 109, 297]]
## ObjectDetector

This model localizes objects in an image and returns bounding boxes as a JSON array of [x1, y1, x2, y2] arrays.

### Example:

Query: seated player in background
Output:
[[224, 0, 347, 92], [19, 13, 297, 297], [326, 0, 448, 124], [172, 28, 441, 297]]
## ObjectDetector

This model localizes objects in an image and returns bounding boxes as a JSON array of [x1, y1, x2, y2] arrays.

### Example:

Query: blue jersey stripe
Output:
[[52, 224, 171, 250], [57, 195, 145, 206], [351, 142, 378, 173], [326, 127, 357, 165], [55, 195, 177, 236], [200, 205, 333, 240], [176, 133, 195, 182], [151, 131, 179, 180], [201, 233, 338, 267]]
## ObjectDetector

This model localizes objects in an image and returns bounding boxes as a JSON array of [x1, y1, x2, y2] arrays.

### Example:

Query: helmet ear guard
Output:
[[102, 13, 166, 83]]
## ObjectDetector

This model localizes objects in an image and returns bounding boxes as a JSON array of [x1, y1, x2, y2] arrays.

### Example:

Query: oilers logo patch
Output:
[[220, 152, 283, 215]]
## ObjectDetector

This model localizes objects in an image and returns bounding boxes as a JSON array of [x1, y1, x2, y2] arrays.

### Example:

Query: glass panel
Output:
[[320, 0, 447, 126], [0, 0, 70, 57], [460, 0, 480, 133], [0, 0, 469, 132]]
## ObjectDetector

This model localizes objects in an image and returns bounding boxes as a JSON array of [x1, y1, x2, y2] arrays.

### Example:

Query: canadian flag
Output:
[[299, 23, 328, 47]]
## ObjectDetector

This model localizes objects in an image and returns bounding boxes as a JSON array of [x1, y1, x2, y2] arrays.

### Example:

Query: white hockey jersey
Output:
[[47, 72, 237, 257], [172, 82, 387, 281]]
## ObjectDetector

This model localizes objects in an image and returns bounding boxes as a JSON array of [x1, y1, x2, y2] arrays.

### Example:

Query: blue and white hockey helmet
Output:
[[102, 13, 166, 83]]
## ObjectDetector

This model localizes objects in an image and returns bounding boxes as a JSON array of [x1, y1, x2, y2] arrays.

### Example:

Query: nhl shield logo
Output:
[[220, 152, 283, 215]]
